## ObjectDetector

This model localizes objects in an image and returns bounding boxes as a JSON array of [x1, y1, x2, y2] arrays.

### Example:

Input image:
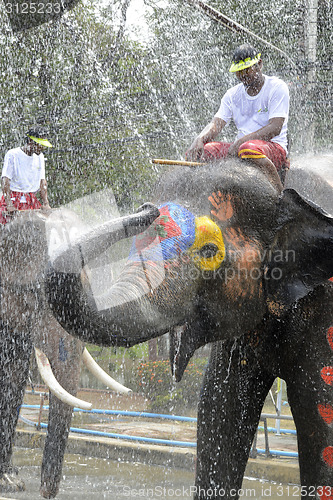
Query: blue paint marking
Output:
[[129, 203, 195, 262], [59, 338, 68, 362]]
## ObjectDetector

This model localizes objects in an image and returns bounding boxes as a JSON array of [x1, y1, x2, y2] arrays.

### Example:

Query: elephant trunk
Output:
[[47, 204, 191, 346], [47, 258, 180, 346], [50, 203, 160, 274]]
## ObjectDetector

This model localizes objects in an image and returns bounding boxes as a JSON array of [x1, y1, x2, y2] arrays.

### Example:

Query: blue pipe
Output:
[[258, 425, 297, 435], [20, 415, 48, 430], [256, 448, 298, 458], [20, 405, 197, 422], [21, 406, 296, 434], [70, 426, 197, 447], [19, 407, 298, 456], [19, 415, 196, 448]]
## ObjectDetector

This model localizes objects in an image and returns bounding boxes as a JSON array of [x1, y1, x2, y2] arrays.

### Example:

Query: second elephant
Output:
[[0, 208, 131, 498]]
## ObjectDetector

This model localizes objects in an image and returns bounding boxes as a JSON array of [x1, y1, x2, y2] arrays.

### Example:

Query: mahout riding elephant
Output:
[[0, 208, 132, 498], [46, 154, 333, 499]]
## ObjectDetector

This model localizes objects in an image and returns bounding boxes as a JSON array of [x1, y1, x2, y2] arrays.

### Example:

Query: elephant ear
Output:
[[265, 188, 333, 310]]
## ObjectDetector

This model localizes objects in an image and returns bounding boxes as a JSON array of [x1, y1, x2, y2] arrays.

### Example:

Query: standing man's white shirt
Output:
[[2, 147, 46, 194], [215, 75, 289, 152]]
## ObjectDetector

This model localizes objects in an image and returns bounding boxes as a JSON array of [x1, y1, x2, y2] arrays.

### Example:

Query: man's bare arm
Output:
[[40, 179, 51, 210], [186, 117, 226, 161], [1, 176, 16, 211]]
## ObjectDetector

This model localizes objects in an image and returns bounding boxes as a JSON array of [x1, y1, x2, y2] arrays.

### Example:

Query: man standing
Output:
[[186, 43, 289, 190], [0, 128, 52, 224]]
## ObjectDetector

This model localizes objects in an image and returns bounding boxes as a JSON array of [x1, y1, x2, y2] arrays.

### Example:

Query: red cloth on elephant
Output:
[[0, 191, 41, 224], [203, 140, 287, 171]]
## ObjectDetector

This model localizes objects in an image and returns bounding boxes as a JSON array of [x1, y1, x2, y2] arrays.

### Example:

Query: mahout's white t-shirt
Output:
[[2, 147, 45, 193], [215, 75, 289, 151]]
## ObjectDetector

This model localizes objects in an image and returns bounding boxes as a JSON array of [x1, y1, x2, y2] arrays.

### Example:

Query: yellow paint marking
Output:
[[189, 216, 225, 271]]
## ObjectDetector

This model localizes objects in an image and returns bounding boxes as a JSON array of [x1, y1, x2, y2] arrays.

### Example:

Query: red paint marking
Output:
[[321, 367, 333, 386], [327, 326, 333, 351], [134, 205, 181, 252], [322, 446, 333, 467], [209, 191, 234, 221], [329, 277, 333, 282], [318, 404, 333, 425]]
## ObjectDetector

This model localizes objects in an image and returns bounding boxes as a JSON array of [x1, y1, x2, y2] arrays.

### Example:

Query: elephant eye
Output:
[[198, 243, 219, 259]]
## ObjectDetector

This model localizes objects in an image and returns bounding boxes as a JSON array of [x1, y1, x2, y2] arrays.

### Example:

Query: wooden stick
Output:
[[152, 158, 205, 167]]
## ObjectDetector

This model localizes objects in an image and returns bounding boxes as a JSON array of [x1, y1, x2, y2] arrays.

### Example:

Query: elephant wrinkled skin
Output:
[[45, 156, 332, 498]]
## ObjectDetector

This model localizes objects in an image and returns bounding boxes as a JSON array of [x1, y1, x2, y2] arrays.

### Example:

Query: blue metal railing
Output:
[[19, 404, 298, 457]]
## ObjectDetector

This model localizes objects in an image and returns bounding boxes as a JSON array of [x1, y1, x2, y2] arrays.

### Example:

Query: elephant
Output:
[[0, 208, 133, 498], [46, 154, 333, 499]]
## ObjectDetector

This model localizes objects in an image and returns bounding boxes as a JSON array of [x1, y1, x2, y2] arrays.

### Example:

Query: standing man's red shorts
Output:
[[0, 191, 41, 224], [202, 140, 287, 171]]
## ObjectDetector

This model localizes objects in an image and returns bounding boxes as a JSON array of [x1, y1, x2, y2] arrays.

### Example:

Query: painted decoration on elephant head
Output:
[[209, 191, 234, 221], [128, 203, 226, 271], [129, 203, 195, 262], [189, 216, 225, 271], [322, 446, 333, 468], [317, 488, 333, 500], [321, 366, 333, 386]]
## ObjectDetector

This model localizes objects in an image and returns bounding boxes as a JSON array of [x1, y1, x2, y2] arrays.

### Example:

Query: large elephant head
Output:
[[46, 158, 333, 380]]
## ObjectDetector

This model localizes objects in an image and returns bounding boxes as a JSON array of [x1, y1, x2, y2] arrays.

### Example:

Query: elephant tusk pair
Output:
[[34, 347, 131, 410]]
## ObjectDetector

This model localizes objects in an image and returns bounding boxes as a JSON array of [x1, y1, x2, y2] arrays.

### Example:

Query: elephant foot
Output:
[[0, 468, 25, 493], [40, 481, 59, 499]]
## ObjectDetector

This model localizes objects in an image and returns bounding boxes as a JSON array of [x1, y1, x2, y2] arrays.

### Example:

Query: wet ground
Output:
[[5, 448, 301, 500], [5, 387, 300, 499], [21, 387, 298, 452]]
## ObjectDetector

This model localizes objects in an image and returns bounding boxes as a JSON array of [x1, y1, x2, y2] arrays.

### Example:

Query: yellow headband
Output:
[[28, 135, 53, 148], [229, 53, 261, 73]]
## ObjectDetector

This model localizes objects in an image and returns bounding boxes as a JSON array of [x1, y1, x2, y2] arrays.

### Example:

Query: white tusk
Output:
[[82, 348, 132, 394], [35, 348, 92, 410]]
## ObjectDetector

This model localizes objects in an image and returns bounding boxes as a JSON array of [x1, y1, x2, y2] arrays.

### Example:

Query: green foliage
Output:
[[0, 0, 331, 214], [136, 358, 208, 412], [145, 0, 332, 153], [87, 342, 149, 362], [117, 343, 149, 361], [0, 0, 161, 209]]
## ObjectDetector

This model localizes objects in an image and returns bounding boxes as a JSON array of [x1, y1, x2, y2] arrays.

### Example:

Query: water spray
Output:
[[184, 0, 296, 69]]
